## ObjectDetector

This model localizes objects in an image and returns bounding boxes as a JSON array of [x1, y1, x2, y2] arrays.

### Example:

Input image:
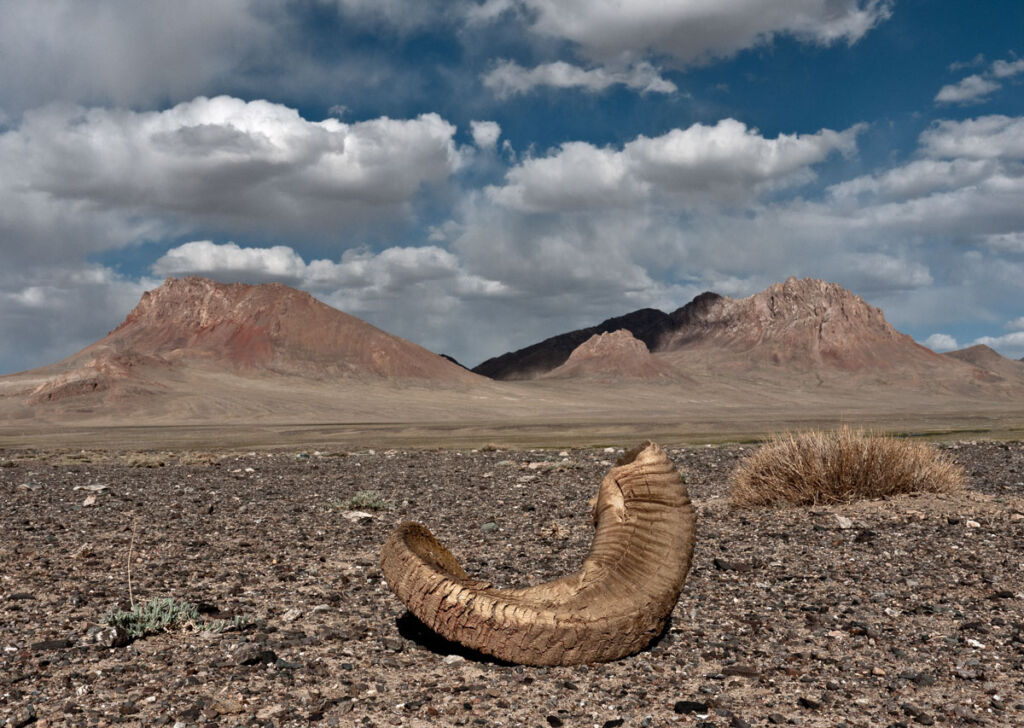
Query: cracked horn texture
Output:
[[380, 441, 696, 665]]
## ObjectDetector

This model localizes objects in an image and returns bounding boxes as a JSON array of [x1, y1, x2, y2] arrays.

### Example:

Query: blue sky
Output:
[[1, 0, 1023, 373]]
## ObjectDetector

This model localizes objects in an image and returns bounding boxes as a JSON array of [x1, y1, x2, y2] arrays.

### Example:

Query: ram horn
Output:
[[380, 441, 695, 665]]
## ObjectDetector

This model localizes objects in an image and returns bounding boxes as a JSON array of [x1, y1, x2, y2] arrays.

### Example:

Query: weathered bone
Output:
[[380, 441, 695, 665]]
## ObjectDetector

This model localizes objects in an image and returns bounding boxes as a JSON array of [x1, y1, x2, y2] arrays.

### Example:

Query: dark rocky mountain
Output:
[[472, 293, 722, 380]]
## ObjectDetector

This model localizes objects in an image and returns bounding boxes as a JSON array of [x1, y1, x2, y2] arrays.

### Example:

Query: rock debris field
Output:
[[2, 441, 1023, 728]]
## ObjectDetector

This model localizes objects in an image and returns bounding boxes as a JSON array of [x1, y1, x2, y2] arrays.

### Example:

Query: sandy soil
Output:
[[2, 440, 1023, 727]]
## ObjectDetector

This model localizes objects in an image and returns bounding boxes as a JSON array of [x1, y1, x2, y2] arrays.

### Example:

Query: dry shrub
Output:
[[730, 427, 965, 506]]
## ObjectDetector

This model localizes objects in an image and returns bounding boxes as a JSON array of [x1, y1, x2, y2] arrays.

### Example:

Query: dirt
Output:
[[2, 441, 1023, 727]]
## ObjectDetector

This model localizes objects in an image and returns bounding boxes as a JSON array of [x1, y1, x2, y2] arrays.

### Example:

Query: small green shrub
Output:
[[346, 489, 391, 511], [104, 597, 248, 639], [730, 426, 965, 506]]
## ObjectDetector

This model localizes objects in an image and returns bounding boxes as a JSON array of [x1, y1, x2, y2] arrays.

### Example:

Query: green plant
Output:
[[730, 426, 966, 507], [103, 597, 249, 639], [346, 489, 392, 511]]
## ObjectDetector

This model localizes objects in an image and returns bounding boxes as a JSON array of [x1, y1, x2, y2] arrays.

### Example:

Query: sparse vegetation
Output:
[[346, 489, 392, 511], [103, 597, 248, 640], [730, 426, 966, 506]]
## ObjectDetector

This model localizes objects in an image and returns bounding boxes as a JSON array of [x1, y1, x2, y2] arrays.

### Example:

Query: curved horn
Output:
[[380, 441, 695, 665]]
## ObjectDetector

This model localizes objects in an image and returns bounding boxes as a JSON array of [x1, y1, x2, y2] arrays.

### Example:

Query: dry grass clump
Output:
[[730, 427, 965, 506]]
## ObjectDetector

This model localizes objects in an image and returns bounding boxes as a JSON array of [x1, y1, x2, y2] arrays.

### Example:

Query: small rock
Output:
[[280, 607, 302, 623], [673, 701, 708, 715], [442, 654, 465, 665], [834, 515, 853, 529], [854, 529, 876, 543], [481, 522, 498, 533], [8, 705, 36, 728], [93, 626, 130, 648], [341, 510, 374, 523], [965, 520, 981, 528], [546, 716, 563, 727], [721, 664, 759, 677], [30, 638, 72, 651], [872, 666, 887, 676], [233, 643, 277, 666], [798, 696, 820, 709], [81, 495, 97, 507], [207, 696, 244, 715], [255, 704, 285, 721], [730, 715, 752, 728], [988, 590, 1014, 599], [602, 720, 625, 728], [767, 714, 786, 725]]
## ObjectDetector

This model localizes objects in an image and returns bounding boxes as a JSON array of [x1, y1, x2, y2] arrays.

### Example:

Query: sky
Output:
[[1, 0, 1023, 374]]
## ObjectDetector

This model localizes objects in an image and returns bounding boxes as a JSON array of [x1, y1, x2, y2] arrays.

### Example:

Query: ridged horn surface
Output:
[[380, 441, 695, 665]]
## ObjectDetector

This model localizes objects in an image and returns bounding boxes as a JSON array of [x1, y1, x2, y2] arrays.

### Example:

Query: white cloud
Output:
[[470, 120, 502, 150], [0, 264, 159, 374], [151, 241, 508, 299], [1006, 317, 1024, 331], [0, 96, 460, 256], [992, 58, 1024, 78], [482, 60, 677, 97], [923, 333, 959, 352], [487, 119, 863, 212], [935, 74, 1001, 105], [919, 115, 1024, 160], [0, 0, 272, 114], [504, 0, 892, 64]]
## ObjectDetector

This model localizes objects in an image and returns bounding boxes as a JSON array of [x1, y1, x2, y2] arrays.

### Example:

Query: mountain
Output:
[[543, 330, 678, 380], [659, 277, 943, 372], [472, 293, 723, 380], [944, 344, 1024, 382], [473, 278, 950, 380], [17, 276, 479, 405]]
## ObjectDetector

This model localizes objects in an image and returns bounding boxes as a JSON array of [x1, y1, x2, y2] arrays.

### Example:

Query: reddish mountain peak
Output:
[[545, 329, 676, 380], [945, 344, 1024, 381], [96, 276, 477, 381], [661, 277, 934, 370]]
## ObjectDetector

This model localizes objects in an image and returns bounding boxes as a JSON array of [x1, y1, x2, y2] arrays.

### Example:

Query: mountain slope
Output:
[[17, 276, 480, 405]]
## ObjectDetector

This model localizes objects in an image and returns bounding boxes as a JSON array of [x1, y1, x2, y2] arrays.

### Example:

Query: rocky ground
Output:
[[1, 440, 1023, 728]]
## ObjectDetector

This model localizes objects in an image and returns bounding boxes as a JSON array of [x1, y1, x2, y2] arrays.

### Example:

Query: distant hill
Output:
[[474, 278, 953, 379], [944, 344, 1024, 382], [472, 293, 721, 379], [14, 276, 480, 406], [543, 329, 678, 380]]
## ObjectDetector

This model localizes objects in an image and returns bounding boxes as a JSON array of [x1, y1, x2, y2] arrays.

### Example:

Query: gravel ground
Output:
[[2, 441, 1023, 728]]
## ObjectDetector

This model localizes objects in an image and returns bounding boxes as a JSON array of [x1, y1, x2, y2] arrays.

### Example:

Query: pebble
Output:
[[442, 654, 466, 665], [481, 521, 498, 532], [233, 643, 277, 666], [966, 520, 981, 528], [673, 700, 708, 715], [7, 705, 36, 728], [834, 515, 853, 529]]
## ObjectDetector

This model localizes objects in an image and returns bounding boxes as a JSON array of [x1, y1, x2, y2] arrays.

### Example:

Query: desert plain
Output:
[[2, 277, 1024, 727], [2, 440, 1023, 728]]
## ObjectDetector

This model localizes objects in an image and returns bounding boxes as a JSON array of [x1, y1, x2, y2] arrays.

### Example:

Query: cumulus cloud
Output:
[[0, 96, 460, 259], [470, 120, 502, 150], [991, 58, 1024, 78], [482, 60, 676, 97], [934, 74, 1001, 105], [923, 333, 959, 352], [1006, 317, 1024, 331], [0, 264, 159, 374], [487, 119, 863, 212], [0, 0, 271, 114], [498, 0, 892, 64], [918, 115, 1024, 159]]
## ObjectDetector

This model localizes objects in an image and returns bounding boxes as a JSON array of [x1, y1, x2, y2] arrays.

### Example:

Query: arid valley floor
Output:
[[2, 440, 1022, 727]]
